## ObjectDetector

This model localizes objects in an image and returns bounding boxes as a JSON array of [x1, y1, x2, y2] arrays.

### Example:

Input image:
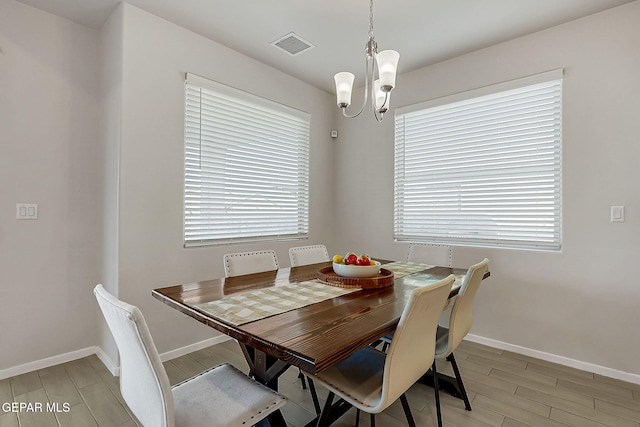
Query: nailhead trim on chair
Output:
[[224, 250, 279, 277], [173, 363, 285, 425], [317, 380, 377, 411]]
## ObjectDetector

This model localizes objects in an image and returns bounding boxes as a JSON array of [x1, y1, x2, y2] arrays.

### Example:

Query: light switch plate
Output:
[[611, 206, 625, 222]]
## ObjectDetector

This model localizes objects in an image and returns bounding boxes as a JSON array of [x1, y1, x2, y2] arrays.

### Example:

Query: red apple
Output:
[[345, 253, 358, 265], [356, 254, 371, 266]]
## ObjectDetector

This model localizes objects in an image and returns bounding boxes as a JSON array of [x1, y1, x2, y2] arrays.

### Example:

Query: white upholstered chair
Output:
[[223, 250, 279, 278], [407, 242, 454, 267], [223, 249, 313, 396], [94, 284, 286, 427], [378, 243, 455, 354], [434, 258, 490, 413], [288, 244, 330, 267], [287, 245, 330, 397], [304, 274, 455, 427]]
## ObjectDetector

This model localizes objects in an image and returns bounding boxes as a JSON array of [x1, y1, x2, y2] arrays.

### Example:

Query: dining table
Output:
[[152, 259, 490, 427]]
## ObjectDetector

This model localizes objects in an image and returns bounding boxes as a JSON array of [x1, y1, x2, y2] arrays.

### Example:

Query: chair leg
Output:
[[307, 377, 321, 415], [355, 409, 360, 427], [432, 361, 443, 427], [447, 353, 472, 411], [298, 368, 307, 389], [315, 392, 335, 427], [399, 393, 417, 427], [370, 413, 376, 427]]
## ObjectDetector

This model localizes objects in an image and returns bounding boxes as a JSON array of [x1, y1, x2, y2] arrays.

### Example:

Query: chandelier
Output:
[[334, 0, 400, 122]]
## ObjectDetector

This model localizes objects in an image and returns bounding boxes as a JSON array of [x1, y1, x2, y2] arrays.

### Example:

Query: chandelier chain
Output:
[[369, 0, 374, 40]]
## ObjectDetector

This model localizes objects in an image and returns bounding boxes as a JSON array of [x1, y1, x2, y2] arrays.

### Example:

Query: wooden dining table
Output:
[[152, 259, 489, 426]]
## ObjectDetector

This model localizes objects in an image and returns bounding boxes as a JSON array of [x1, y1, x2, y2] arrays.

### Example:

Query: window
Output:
[[184, 73, 310, 247], [394, 70, 562, 250]]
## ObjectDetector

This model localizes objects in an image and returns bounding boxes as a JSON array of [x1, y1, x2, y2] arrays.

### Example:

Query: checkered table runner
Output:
[[194, 280, 358, 326], [193, 262, 436, 326], [382, 261, 434, 278]]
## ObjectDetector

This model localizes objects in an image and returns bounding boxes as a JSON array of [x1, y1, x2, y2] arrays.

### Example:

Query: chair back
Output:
[[444, 258, 489, 355], [407, 243, 453, 267], [223, 250, 279, 277], [383, 275, 455, 407], [94, 284, 173, 427], [289, 245, 330, 267]]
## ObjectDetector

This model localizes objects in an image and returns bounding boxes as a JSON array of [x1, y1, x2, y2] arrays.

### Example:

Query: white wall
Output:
[[0, 0, 335, 374], [97, 2, 124, 367], [115, 4, 336, 353], [334, 1, 640, 377], [0, 0, 102, 370]]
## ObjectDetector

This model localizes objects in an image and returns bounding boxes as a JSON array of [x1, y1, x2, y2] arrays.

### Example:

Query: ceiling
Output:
[[16, 0, 635, 93]]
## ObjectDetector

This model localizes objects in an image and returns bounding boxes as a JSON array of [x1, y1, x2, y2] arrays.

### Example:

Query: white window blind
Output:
[[184, 73, 310, 247], [394, 70, 562, 250]]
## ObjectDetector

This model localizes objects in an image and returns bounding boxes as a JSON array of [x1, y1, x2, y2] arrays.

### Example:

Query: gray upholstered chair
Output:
[[94, 284, 286, 427], [223, 250, 279, 278], [407, 242, 454, 267], [304, 274, 455, 427], [288, 244, 330, 267]]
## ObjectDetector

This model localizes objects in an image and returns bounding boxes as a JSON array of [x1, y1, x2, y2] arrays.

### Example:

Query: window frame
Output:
[[394, 69, 563, 251], [183, 73, 311, 248]]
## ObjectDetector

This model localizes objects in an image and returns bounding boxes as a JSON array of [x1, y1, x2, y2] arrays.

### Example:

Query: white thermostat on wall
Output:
[[330, 130, 338, 139], [611, 206, 625, 222]]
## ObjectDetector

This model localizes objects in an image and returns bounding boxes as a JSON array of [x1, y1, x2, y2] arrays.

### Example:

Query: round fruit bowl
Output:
[[333, 261, 381, 278]]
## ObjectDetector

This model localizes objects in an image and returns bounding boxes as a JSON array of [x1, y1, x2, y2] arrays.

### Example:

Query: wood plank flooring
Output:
[[1, 339, 639, 427]]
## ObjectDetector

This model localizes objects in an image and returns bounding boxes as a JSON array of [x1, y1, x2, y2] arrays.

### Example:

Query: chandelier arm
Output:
[[340, 55, 373, 119], [372, 90, 388, 123]]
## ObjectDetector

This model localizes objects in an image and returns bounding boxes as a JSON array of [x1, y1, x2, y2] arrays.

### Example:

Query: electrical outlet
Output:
[[16, 203, 38, 220]]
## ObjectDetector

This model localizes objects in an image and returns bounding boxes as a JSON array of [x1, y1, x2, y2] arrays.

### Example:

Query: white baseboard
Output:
[[95, 346, 119, 376], [91, 336, 231, 376], [0, 347, 98, 381], [158, 335, 231, 362], [466, 334, 640, 385], [91, 335, 232, 376], [6, 334, 638, 386], [0, 336, 229, 381]]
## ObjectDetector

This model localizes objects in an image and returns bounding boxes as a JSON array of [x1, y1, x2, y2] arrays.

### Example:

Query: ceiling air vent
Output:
[[271, 32, 314, 56]]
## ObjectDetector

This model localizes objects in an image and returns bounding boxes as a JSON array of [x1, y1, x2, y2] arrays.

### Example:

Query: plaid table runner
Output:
[[193, 262, 437, 326], [398, 269, 467, 310], [194, 280, 358, 326], [382, 261, 434, 278]]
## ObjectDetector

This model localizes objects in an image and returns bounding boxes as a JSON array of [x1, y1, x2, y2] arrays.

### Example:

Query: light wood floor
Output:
[[2, 339, 640, 427]]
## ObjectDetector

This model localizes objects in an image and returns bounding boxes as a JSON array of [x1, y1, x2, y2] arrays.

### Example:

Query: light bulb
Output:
[[375, 50, 400, 92], [334, 72, 355, 108]]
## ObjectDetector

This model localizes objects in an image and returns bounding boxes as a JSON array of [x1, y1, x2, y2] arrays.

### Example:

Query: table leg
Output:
[[238, 343, 349, 426], [237, 344, 290, 426], [303, 392, 354, 427], [239, 343, 290, 391]]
